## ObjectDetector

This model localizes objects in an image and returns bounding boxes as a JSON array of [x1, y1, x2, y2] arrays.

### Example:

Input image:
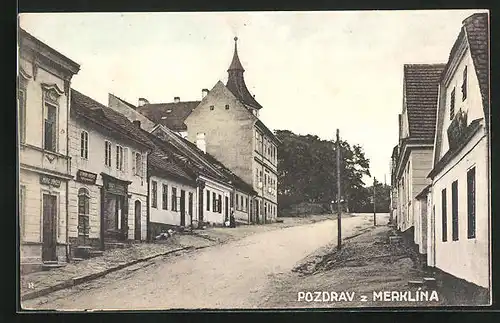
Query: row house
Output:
[[18, 28, 80, 270], [68, 90, 153, 254], [394, 63, 445, 250], [132, 38, 280, 224], [107, 96, 256, 228], [423, 12, 490, 290]]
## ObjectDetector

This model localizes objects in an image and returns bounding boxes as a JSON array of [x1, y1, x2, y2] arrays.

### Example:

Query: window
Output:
[[78, 188, 90, 237], [133, 152, 143, 176], [210, 105, 215, 111], [44, 104, 57, 152], [467, 167, 476, 239], [255, 169, 259, 184], [151, 181, 157, 208], [451, 181, 459, 241], [172, 187, 177, 211], [213, 192, 217, 213], [105, 141, 112, 167], [162, 184, 168, 210], [19, 186, 26, 238], [18, 88, 26, 143], [218, 194, 222, 214], [240, 195, 243, 211], [206, 190, 211, 211], [442, 188, 447, 242], [116, 145, 124, 170], [245, 197, 248, 211], [450, 87, 456, 120], [80, 131, 89, 159], [188, 192, 193, 216], [462, 66, 468, 101], [225, 104, 229, 110]]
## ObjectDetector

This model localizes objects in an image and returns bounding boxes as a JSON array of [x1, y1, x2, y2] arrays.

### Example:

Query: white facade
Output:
[[18, 29, 80, 265], [68, 105, 149, 247], [428, 30, 490, 288], [149, 175, 197, 229], [202, 177, 233, 225]]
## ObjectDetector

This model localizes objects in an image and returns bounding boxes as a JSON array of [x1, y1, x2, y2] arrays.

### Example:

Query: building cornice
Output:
[[395, 140, 434, 179]]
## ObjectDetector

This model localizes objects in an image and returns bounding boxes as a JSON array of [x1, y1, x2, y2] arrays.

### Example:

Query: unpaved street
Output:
[[23, 214, 378, 310]]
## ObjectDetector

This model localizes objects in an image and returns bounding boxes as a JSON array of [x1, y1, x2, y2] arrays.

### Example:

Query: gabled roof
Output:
[[137, 101, 200, 131], [403, 64, 446, 140], [71, 89, 153, 149], [442, 13, 489, 129], [226, 37, 263, 110], [151, 126, 256, 195], [111, 93, 138, 110]]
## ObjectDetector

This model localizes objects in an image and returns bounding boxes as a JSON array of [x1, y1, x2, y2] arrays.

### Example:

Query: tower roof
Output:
[[226, 37, 263, 110]]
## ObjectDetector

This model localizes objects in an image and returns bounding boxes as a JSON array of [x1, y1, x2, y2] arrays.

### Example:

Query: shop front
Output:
[[100, 173, 132, 248]]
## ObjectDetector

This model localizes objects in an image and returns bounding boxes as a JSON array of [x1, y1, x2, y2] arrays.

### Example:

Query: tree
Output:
[[276, 129, 372, 214]]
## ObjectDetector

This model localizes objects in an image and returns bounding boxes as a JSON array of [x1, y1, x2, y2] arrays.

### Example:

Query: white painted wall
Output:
[[431, 130, 488, 288], [149, 175, 197, 227], [439, 48, 485, 160], [203, 180, 232, 225], [68, 116, 149, 241]]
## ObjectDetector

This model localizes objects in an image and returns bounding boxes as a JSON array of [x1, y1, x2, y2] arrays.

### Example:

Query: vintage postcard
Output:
[[17, 10, 491, 310]]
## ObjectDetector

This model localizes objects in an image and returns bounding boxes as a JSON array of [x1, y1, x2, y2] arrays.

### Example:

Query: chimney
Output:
[[133, 120, 141, 128], [174, 97, 180, 103], [138, 98, 149, 107], [196, 132, 206, 153], [202, 89, 209, 99]]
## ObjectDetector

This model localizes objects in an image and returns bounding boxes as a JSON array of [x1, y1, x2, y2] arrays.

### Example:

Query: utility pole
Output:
[[373, 177, 377, 226], [336, 129, 342, 250]]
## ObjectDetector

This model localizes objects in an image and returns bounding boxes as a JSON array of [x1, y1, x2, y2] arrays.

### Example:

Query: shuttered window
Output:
[[442, 188, 448, 242], [452, 180, 459, 241], [467, 167, 476, 239]]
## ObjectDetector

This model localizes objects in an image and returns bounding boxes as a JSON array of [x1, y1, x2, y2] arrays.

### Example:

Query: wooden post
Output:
[[336, 129, 342, 250], [373, 177, 377, 226]]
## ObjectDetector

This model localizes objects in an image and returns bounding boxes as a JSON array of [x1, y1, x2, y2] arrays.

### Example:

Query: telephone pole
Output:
[[336, 129, 342, 250], [373, 177, 377, 226]]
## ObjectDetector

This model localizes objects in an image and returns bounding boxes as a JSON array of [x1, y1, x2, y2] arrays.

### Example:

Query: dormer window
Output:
[[450, 87, 456, 120], [225, 104, 229, 110], [210, 105, 215, 111], [462, 66, 468, 101]]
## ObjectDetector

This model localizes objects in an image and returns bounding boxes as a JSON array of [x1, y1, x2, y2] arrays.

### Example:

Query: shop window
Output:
[[78, 188, 90, 237]]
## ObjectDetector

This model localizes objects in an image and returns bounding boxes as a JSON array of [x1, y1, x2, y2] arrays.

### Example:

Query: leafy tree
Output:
[[276, 129, 372, 214]]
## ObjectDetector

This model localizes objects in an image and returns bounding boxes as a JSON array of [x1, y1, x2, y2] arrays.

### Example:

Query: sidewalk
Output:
[[261, 224, 489, 308], [20, 234, 214, 301]]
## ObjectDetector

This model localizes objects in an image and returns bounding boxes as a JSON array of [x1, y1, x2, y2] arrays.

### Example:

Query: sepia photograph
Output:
[[17, 9, 491, 310]]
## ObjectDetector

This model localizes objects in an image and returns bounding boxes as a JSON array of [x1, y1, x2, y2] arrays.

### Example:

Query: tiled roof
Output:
[[136, 101, 200, 131], [403, 64, 446, 140], [71, 89, 153, 149], [463, 13, 489, 128], [140, 130, 196, 183], [226, 38, 263, 110]]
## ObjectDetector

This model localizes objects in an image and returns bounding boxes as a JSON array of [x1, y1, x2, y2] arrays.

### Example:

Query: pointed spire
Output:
[[228, 36, 245, 72]]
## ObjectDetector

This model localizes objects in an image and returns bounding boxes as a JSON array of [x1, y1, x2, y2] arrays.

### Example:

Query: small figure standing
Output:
[[230, 210, 236, 228]]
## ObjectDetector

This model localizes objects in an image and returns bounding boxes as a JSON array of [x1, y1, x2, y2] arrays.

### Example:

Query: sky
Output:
[[19, 10, 487, 186]]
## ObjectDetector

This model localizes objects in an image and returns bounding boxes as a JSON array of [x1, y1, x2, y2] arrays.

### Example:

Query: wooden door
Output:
[[134, 200, 141, 240], [42, 194, 57, 262], [180, 190, 186, 226]]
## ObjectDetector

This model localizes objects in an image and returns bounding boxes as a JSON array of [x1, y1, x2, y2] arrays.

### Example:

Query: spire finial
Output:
[[234, 36, 238, 42]]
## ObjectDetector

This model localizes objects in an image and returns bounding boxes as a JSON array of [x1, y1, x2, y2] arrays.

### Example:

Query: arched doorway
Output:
[[134, 200, 141, 241]]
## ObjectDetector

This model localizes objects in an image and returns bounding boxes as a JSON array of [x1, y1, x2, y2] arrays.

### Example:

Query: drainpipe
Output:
[[65, 80, 70, 263], [146, 159, 151, 242]]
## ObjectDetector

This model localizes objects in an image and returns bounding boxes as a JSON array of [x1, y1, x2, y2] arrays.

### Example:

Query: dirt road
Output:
[[23, 214, 379, 310]]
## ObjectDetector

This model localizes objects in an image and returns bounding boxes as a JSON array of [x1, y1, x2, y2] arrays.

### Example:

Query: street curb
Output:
[[21, 244, 210, 302]]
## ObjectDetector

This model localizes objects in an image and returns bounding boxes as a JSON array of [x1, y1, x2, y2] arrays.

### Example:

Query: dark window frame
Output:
[[44, 103, 58, 152], [442, 188, 448, 242], [80, 131, 89, 159], [450, 87, 456, 120], [206, 189, 210, 211], [162, 184, 168, 210], [151, 181, 158, 208], [462, 66, 468, 101], [171, 187, 178, 211], [467, 167, 476, 239], [451, 180, 459, 241]]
